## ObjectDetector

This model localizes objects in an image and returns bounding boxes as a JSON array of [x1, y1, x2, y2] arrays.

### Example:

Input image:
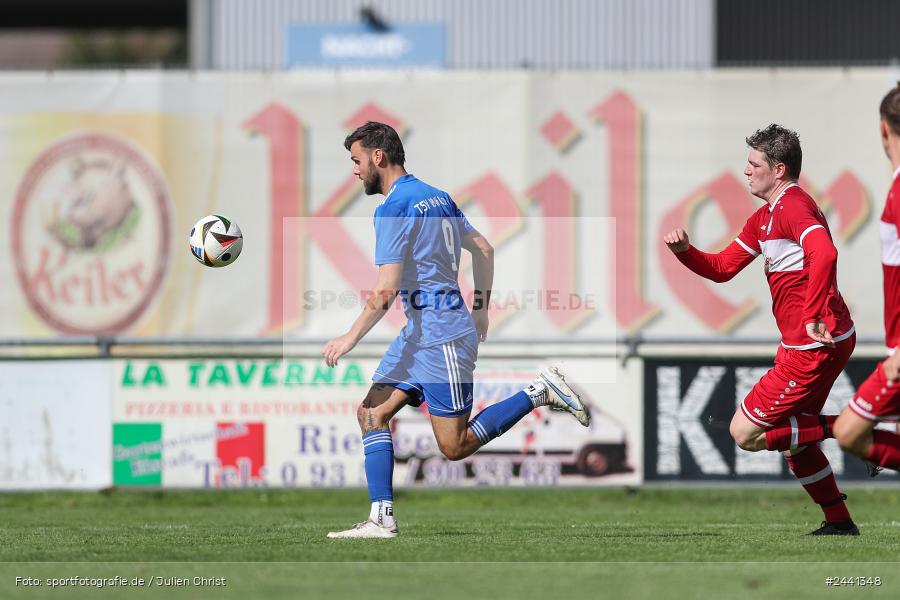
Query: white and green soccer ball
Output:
[[189, 214, 243, 268]]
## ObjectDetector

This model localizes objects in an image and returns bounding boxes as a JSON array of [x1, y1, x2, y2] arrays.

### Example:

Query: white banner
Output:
[[111, 357, 642, 488], [0, 361, 112, 489], [0, 70, 896, 341]]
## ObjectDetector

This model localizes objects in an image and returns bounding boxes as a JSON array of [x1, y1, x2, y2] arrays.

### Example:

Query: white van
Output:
[[391, 376, 633, 485]]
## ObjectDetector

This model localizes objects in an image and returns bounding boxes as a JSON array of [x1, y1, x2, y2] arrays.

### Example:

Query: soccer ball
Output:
[[189, 214, 243, 267]]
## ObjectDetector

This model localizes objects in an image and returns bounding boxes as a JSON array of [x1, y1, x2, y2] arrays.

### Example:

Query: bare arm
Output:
[[323, 262, 403, 367], [462, 230, 494, 341]]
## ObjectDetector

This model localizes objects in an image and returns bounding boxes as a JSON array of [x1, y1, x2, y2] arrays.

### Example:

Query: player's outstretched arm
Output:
[[663, 228, 756, 283], [322, 263, 403, 367], [462, 230, 494, 342]]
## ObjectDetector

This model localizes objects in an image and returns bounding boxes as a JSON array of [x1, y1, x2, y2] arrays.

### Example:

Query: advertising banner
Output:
[[0, 70, 896, 342], [643, 357, 897, 481], [0, 360, 112, 489], [111, 356, 642, 488]]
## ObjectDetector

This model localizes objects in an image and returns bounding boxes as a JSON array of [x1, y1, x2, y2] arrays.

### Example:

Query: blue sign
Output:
[[286, 23, 445, 68]]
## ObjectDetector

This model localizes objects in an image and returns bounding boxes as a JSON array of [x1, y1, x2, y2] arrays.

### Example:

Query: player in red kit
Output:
[[664, 124, 858, 536], [833, 83, 900, 471]]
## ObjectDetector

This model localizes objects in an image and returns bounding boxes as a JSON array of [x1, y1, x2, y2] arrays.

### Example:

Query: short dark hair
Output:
[[745, 124, 802, 179], [880, 81, 900, 136], [343, 121, 405, 166]]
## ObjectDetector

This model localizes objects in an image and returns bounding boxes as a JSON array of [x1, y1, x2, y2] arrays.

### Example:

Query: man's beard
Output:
[[363, 169, 382, 195]]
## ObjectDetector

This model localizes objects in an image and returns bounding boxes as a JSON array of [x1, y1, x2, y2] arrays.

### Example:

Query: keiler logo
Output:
[[11, 133, 172, 334]]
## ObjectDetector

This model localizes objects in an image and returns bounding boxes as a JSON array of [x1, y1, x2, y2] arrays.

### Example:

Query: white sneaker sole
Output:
[[326, 522, 398, 539]]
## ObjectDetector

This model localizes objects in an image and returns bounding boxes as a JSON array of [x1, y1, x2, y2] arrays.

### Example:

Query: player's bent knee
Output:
[[731, 430, 764, 452], [834, 425, 864, 453], [434, 438, 469, 461], [441, 447, 467, 461], [729, 425, 749, 450], [832, 417, 853, 444], [729, 416, 767, 452], [833, 415, 873, 456], [735, 437, 760, 452], [837, 435, 866, 457], [436, 442, 462, 461], [834, 435, 854, 453]]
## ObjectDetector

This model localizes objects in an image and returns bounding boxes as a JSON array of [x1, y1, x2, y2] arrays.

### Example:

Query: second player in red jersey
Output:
[[833, 83, 900, 472], [664, 124, 858, 536]]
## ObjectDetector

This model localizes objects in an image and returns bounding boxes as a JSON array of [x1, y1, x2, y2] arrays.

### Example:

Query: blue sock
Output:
[[468, 391, 534, 445], [362, 431, 394, 502]]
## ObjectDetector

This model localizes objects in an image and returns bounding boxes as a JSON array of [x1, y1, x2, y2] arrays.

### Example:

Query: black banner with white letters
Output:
[[643, 358, 897, 481]]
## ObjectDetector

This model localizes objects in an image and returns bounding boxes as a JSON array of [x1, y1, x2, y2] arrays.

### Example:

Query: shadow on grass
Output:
[[589, 532, 724, 539]]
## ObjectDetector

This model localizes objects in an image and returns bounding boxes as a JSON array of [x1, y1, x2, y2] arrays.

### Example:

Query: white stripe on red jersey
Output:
[[881, 166, 900, 351], [734, 185, 854, 349], [759, 238, 804, 273]]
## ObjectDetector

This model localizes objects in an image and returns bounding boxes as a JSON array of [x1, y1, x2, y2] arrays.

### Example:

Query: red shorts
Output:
[[849, 360, 900, 422], [740, 333, 856, 428]]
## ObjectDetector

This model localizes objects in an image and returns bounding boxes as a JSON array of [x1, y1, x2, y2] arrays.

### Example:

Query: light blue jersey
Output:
[[374, 174, 476, 348]]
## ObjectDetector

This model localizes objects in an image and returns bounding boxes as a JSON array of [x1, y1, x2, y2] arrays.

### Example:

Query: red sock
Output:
[[765, 415, 836, 451], [866, 429, 900, 469], [785, 444, 851, 523]]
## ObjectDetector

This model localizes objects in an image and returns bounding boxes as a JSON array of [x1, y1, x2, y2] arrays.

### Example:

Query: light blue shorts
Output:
[[373, 331, 478, 417]]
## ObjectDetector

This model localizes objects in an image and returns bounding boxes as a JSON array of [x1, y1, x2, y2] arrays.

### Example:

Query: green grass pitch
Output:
[[2, 487, 899, 599]]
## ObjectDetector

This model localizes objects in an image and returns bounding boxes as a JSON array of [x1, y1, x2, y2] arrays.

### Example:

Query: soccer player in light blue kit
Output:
[[323, 122, 589, 538]]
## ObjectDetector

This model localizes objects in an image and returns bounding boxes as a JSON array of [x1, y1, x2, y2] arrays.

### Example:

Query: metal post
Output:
[[189, 0, 212, 70]]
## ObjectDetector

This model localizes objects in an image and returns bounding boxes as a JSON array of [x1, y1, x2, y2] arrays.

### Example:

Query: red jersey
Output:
[[880, 167, 900, 352], [677, 184, 854, 349]]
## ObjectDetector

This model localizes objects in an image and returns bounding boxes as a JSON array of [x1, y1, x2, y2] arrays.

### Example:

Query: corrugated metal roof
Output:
[[209, 0, 714, 70]]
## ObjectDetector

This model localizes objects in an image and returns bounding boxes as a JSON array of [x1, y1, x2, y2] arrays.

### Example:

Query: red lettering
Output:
[[28, 247, 63, 302], [527, 172, 593, 330], [60, 273, 79, 305], [245, 95, 874, 340], [27, 248, 147, 308], [97, 259, 110, 304], [110, 268, 128, 301], [800, 172, 870, 242], [243, 103, 304, 334], [453, 173, 521, 327], [589, 91, 661, 332], [308, 176, 404, 327], [658, 172, 758, 331], [342, 102, 405, 132], [301, 103, 411, 328], [126, 262, 145, 289]]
